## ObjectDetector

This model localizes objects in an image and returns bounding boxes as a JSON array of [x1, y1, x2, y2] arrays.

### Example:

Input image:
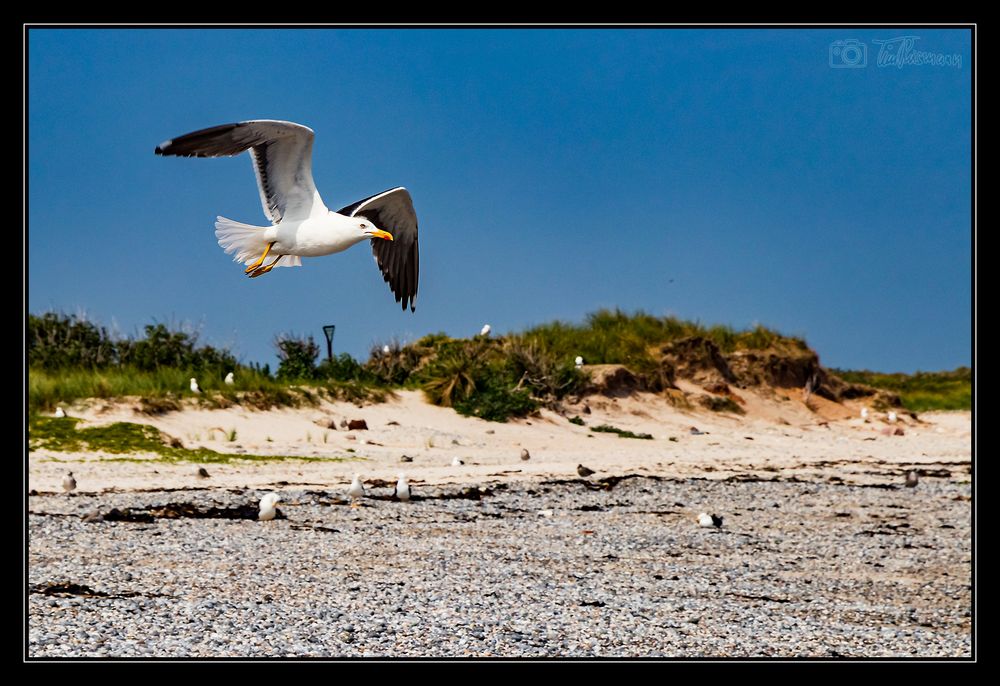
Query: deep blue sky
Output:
[[28, 28, 972, 373]]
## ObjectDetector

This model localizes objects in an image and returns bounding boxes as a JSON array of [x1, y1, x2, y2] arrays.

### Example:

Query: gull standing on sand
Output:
[[394, 474, 411, 502], [347, 475, 366, 506], [258, 492, 282, 521], [860, 407, 869, 420], [887, 411, 898, 423], [155, 120, 419, 310], [451, 457, 465, 466], [61, 471, 76, 493], [54, 407, 66, 418], [224, 372, 235, 386], [190, 377, 201, 394]]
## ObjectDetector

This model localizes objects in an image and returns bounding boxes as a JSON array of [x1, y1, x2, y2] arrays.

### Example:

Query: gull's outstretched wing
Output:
[[155, 120, 327, 222], [338, 187, 419, 312]]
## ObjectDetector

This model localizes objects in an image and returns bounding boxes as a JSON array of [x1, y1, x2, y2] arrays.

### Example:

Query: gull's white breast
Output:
[[272, 213, 367, 257]]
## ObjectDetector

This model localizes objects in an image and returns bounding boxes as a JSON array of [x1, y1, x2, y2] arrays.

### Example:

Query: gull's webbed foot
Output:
[[245, 242, 275, 274]]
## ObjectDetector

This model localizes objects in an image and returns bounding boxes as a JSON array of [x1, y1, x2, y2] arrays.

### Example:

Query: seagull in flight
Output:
[[155, 120, 419, 311]]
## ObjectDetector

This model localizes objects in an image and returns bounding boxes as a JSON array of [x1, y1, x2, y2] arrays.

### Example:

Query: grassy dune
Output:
[[28, 309, 970, 419], [832, 367, 972, 412]]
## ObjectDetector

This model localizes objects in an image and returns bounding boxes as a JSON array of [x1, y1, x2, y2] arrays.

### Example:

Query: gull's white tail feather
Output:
[[214, 217, 302, 268]]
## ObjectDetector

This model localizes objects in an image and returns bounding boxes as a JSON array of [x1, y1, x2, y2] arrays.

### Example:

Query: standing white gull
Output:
[[347, 474, 366, 506], [224, 372, 235, 386], [480, 324, 491, 337], [54, 407, 66, 418], [190, 377, 201, 394], [394, 474, 411, 502], [155, 120, 419, 310], [258, 492, 282, 521]]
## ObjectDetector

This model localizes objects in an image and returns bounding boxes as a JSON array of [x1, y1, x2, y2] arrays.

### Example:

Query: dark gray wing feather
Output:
[[155, 120, 323, 223], [338, 187, 419, 312]]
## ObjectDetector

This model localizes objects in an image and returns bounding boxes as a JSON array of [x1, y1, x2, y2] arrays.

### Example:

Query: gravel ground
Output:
[[27, 476, 972, 658]]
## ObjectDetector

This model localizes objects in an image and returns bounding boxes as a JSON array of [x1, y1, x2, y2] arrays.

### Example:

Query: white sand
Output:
[[29, 389, 971, 493]]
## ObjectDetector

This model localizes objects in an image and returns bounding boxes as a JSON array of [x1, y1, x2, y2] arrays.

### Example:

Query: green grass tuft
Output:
[[28, 416, 348, 464], [698, 395, 746, 414], [590, 424, 654, 440]]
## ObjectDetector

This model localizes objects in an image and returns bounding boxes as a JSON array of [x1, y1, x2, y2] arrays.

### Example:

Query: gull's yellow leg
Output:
[[244, 242, 275, 274], [248, 253, 284, 279]]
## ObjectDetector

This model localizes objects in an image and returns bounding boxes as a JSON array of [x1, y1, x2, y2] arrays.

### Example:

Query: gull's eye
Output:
[[360, 223, 367, 229]]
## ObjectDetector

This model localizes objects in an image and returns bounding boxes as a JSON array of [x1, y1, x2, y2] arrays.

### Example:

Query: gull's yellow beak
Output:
[[370, 229, 394, 241]]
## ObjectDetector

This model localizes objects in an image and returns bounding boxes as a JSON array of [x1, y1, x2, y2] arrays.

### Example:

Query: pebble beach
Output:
[[27, 393, 973, 658]]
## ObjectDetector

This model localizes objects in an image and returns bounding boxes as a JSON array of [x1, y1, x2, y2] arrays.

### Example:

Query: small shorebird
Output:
[[698, 512, 723, 528], [451, 457, 465, 466], [61, 471, 76, 493], [258, 493, 282, 521], [394, 474, 411, 502], [521, 448, 531, 461], [224, 372, 235, 386], [190, 378, 201, 394], [577, 464, 595, 478], [347, 475, 366, 507], [196, 467, 210, 479], [905, 470, 919, 488]]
